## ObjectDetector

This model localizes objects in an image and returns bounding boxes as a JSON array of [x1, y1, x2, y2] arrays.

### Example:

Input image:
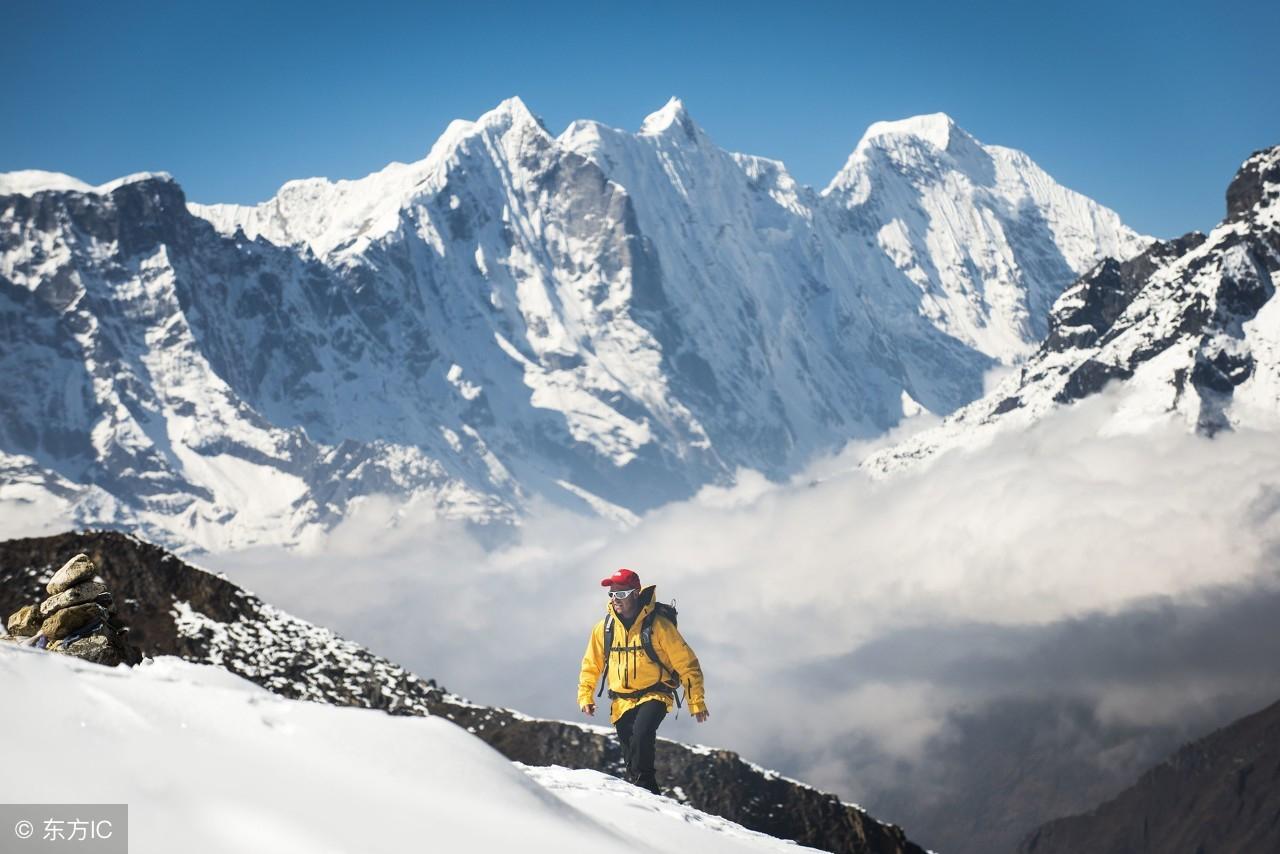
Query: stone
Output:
[[38, 581, 109, 619], [47, 553, 97, 595], [39, 603, 106, 641], [6, 604, 41, 637], [54, 635, 127, 667]]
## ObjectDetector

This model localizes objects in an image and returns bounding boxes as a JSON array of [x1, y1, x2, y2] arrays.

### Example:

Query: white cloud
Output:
[[203, 390, 1280, 848]]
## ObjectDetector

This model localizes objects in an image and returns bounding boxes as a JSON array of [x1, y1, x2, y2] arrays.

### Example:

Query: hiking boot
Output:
[[634, 774, 661, 795]]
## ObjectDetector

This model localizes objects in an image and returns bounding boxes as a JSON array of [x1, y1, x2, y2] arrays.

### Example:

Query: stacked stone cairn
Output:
[[3, 553, 138, 666]]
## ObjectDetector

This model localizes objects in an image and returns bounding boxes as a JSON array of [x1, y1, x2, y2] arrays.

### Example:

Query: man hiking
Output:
[[577, 568, 709, 795]]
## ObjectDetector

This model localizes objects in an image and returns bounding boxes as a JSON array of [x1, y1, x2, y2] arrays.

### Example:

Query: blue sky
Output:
[[4, 0, 1277, 238]]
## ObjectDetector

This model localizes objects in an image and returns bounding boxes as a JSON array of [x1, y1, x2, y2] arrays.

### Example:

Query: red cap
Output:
[[600, 568, 641, 589]]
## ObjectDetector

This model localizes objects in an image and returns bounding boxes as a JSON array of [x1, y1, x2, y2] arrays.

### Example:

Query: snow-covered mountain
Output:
[[0, 98, 1147, 550], [863, 144, 1280, 475]]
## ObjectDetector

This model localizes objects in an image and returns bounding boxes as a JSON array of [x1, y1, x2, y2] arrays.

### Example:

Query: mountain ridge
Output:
[[0, 98, 1147, 551]]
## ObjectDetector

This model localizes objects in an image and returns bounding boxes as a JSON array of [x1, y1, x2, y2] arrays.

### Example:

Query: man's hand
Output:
[[581, 703, 596, 717], [694, 708, 710, 723]]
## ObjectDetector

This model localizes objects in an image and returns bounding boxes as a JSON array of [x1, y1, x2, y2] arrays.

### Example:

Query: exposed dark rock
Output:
[[1042, 232, 1206, 355], [1040, 147, 1279, 418], [52, 632, 130, 666], [991, 395, 1022, 415], [0, 530, 926, 854], [1019, 695, 1280, 854], [1191, 348, 1253, 395], [1054, 359, 1133, 404], [1226, 146, 1280, 222]]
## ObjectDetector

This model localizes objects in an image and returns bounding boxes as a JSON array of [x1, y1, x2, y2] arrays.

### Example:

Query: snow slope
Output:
[[0, 645, 818, 854], [0, 98, 1147, 550]]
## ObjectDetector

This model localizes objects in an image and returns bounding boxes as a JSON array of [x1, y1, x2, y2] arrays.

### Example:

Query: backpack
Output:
[[596, 601, 683, 708]]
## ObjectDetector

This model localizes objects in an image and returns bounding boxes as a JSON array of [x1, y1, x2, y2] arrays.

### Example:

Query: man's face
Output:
[[610, 584, 641, 618]]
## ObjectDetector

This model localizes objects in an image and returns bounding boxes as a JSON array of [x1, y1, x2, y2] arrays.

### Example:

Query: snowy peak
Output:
[[820, 112, 1150, 363], [0, 169, 177, 198], [863, 142, 1280, 476], [2, 98, 1151, 548], [639, 96, 700, 140], [824, 112, 990, 197], [188, 96, 560, 259], [0, 170, 93, 195], [858, 112, 961, 153], [474, 94, 550, 137]]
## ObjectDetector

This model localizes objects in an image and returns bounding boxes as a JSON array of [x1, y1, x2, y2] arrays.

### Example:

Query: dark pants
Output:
[[614, 699, 668, 793]]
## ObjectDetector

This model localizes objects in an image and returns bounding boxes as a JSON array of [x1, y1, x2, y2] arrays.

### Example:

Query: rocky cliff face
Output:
[[864, 144, 1280, 476], [1019, 694, 1280, 853], [0, 530, 925, 854], [0, 99, 1145, 551]]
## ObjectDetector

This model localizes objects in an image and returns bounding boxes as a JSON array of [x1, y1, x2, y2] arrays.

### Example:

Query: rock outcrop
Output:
[[0, 530, 925, 854], [3, 552, 140, 666]]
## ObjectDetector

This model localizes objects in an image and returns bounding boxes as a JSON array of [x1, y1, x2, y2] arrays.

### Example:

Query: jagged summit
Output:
[[639, 96, 699, 139], [187, 96, 560, 259], [1225, 144, 1280, 222], [1, 99, 1146, 550], [474, 95, 549, 135]]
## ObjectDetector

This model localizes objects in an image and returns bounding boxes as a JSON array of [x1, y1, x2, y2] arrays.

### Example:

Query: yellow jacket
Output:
[[577, 585, 707, 724]]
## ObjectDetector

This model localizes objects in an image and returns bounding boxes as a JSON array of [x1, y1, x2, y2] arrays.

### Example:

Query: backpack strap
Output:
[[640, 611, 683, 708], [595, 614, 614, 698]]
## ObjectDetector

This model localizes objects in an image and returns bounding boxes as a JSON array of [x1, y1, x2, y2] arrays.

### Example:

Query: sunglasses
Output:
[[608, 588, 639, 600]]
